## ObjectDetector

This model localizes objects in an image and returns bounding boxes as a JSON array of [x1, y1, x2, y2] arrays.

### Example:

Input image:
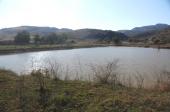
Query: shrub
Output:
[[91, 60, 122, 87]]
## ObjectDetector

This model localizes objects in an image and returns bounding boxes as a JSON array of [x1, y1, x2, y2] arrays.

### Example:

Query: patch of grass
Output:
[[0, 69, 170, 112]]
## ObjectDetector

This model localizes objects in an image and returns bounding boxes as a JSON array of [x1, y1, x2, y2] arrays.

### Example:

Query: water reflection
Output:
[[0, 47, 170, 80]]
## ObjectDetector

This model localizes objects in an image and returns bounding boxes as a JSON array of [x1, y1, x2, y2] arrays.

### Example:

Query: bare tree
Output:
[[46, 60, 61, 81]]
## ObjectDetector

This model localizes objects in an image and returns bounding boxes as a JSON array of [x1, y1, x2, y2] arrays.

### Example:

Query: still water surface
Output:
[[0, 47, 170, 81]]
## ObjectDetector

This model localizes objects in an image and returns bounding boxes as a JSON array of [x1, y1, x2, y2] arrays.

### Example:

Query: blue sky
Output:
[[0, 0, 170, 30]]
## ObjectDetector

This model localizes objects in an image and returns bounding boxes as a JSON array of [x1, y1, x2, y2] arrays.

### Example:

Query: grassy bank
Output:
[[1, 42, 170, 55], [1, 69, 170, 112], [0, 44, 110, 55]]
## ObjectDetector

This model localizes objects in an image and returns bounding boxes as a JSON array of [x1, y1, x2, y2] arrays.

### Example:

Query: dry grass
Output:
[[154, 70, 170, 91], [1, 69, 170, 112]]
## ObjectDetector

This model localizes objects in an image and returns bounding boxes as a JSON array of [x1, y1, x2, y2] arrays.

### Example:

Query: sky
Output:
[[0, 0, 170, 30]]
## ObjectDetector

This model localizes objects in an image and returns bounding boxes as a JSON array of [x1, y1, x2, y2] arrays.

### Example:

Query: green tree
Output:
[[113, 37, 121, 45], [14, 31, 30, 44], [57, 33, 68, 44], [33, 34, 41, 44], [44, 33, 68, 44], [45, 33, 58, 44]]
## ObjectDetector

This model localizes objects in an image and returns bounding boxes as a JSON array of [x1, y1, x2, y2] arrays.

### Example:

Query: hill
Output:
[[149, 28, 170, 44], [118, 24, 170, 37], [126, 27, 170, 44], [0, 26, 72, 40], [67, 29, 128, 40], [0, 26, 128, 41]]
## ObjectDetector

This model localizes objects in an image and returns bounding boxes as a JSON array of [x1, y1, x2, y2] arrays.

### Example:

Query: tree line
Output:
[[13, 30, 124, 45], [14, 31, 68, 44]]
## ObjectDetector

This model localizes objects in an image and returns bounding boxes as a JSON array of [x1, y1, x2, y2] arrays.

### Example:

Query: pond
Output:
[[0, 46, 170, 86]]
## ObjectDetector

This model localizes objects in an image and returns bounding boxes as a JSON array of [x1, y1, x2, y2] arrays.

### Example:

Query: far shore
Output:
[[0, 43, 170, 55], [0, 44, 109, 55]]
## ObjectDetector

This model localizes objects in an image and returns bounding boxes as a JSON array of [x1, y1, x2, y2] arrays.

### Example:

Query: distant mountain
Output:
[[67, 29, 128, 40], [0, 26, 128, 41], [123, 26, 170, 44], [149, 28, 170, 43], [118, 24, 170, 37], [0, 26, 73, 40]]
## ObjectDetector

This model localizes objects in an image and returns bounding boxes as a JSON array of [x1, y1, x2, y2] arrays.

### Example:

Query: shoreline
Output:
[[0, 43, 170, 55], [0, 44, 109, 55]]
